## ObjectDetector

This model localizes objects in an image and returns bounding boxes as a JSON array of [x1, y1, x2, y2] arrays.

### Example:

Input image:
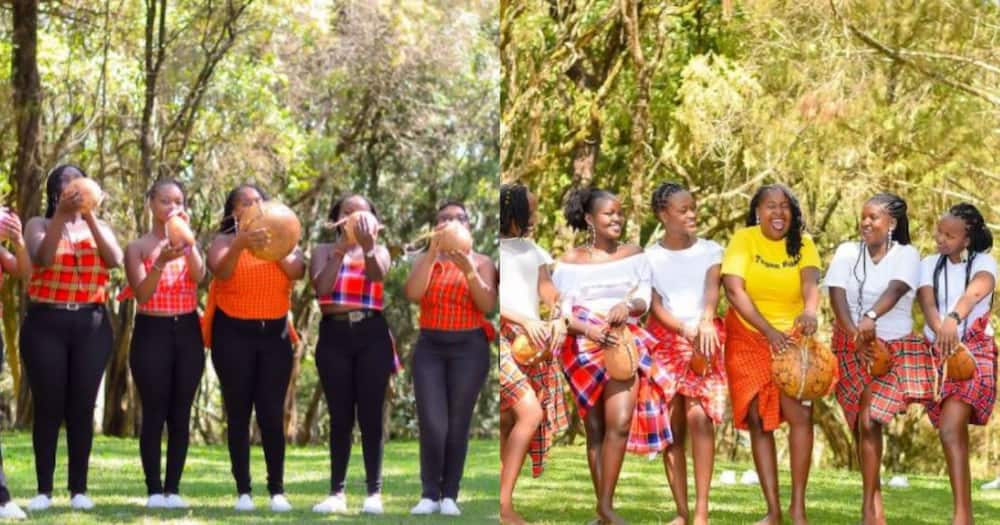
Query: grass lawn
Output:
[[0, 431, 499, 524], [513, 444, 1000, 524]]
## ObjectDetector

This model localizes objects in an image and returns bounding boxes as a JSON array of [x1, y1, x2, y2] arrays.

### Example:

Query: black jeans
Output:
[[20, 304, 113, 495], [129, 312, 205, 495], [211, 307, 292, 495], [412, 328, 490, 500], [0, 337, 10, 504], [316, 311, 395, 495]]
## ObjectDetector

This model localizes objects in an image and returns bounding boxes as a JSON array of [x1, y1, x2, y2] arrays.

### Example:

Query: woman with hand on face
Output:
[[552, 187, 671, 525], [0, 206, 31, 519], [498, 183, 568, 525], [404, 201, 496, 517], [917, 203, 996, 525], [119, 179, 206, 509], [721, 184, 821, 525], [21, 164, 123, 512], [825, 193, 927, 525], [205, 184, 306, 513], [644, 182, 726, 525], [310, 194, 396, 516]]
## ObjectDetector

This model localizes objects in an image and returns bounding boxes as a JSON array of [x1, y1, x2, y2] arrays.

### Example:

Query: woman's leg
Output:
[[663, 394, 689, 525], [857, 386, 885, 525], [354, 317, 394, 495], [129, 315, 173, 495], [65, 308, 113, 495], [595, 377, 637, 525], [688, 398, 715, 525], [746, 396, 781, 525], [211, 312, 257, 495], [499, 390, 542, 525], [253, 329, 293, 496], [315, 318, 357, 495], [780, 394, 813, 525], [440, 333, 490, 501], [163, 314, 205, 495], [938, 397, 973, 525]]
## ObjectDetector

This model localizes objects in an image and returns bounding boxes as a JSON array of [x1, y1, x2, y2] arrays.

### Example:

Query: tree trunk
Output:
[[10, 0, 43, 429], [102, 301, 136, 436]]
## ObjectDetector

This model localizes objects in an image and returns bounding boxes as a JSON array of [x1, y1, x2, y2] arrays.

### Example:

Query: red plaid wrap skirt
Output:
[[559, 306, 674, 456], [832, 328, 935, 428], [499, 322, 569, 477], [924, 314, 997, 427], [646, 316, 728, 425]]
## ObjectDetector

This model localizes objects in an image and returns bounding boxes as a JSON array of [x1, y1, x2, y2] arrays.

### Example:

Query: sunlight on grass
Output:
[[0, 432, 499, 524]]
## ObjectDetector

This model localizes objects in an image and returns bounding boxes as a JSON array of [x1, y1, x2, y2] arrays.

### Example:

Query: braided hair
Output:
[[44, 164, 87, 218], [650, 182, 687, 214], [147, 178, 186, 205], [563, 187, 616, 232], [500, 183, 531, 237], [746, 184, 803, 257], [932, 203, 994, 317], [849, 193, 911, 318]]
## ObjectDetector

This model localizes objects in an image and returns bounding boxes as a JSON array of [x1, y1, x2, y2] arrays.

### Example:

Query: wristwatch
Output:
[[947, 311, 963, 323], [864, 310, 879, 321]]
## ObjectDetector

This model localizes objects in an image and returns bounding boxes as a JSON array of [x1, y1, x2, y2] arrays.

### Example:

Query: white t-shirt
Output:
[[645, 239, 723, 328], [919, 252, 997, 342], [824, 241, 921, 340], [552, 253, 652, 316], [499, 237, 553, 320]]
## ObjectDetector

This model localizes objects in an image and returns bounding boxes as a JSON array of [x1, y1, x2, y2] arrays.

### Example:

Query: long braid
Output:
[[500, 183, 531, 237]]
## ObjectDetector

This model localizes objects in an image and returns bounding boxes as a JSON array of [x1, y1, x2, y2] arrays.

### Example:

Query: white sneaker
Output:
[[25, 495, 51, 511], [270, 494, 292, 512], [362, 493, 383, 514], [0, 502, 26, 519], [410, 498, 440, 515], [982, 477, 1000, 490], [164, 494, 188, 509], [146, 494, 167, 508], [234, 494, 254, 511], [70, 493, 95, 510], [887, 475, 910, 488], [440, 498, 461, 516], [312, 493, 347, 513]]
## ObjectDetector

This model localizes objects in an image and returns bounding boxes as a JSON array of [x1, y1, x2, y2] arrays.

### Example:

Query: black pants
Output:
[[412, 328, 490, 500], [211, 307, 292, 496], [0, 337, 10, 504], [129, 312, 205, 495], [20, 304, 113, 495], [316, 311, 395, 495]]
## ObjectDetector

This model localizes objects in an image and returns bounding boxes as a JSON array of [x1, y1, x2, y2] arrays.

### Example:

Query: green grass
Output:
[[513, 444, 1000, 524], [0, 431, 499, 524]]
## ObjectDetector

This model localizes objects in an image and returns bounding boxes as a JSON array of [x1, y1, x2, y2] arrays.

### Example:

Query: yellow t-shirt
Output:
[[721, 225, 821, 332]]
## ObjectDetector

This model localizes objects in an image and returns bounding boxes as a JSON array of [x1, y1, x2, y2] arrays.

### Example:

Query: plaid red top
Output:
[[419, 260, 485, 331], [118, 257, 197, 315], [317, 257, 384, 310], [28, 235, 109, 304]]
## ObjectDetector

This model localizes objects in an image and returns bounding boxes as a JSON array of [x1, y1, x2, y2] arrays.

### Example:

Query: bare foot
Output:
[[597, 505, 627, 525], [692, 510, 709, 525], [754, 512, 781, 525], [500, 507, 528, 525], [859, 504, 885, 525], [666, 516, 687, 525]]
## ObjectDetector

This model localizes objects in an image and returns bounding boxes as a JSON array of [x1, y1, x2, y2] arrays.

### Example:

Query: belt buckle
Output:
[[65, 303, 81, 311], [348, 310, 364, 324]]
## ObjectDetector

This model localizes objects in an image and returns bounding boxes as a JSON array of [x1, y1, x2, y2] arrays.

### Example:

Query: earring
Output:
[[755, 214, 760, 224]]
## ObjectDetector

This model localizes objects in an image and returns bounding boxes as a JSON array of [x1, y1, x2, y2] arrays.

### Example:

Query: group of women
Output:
[[499, 182, 996, 525], [0, 164, 495, 519]]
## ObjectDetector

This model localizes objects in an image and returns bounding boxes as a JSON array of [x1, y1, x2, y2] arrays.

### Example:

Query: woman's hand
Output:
[[856, 316, 877, 345], [446, 249, 477, 276], [55, 189, 84, 217], [764, 326, 791, 354], [0, 210, 24, 246], [697, 318, 720, 357], [547, 318, 568, 354], [522, 320, 550, 352], [937, 316, 960, 357], [585, 322, 618, 347], [354, 213, 379, 252], [233, 227, 270, 251], [154, 240, 187, 267], [605, 302, 630, 326], [794, 311, 818, 336]]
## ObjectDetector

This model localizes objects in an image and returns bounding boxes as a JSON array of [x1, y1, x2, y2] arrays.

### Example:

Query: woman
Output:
[[721, 184, 820, 525], [498, 184, 567, 525], [21, 164, 123, 511], [120, 179, 205, 509], [205, 184, 305, 512], [644, 183, 725, 525], [917, 203, 996, 525], [552, 188, 671, 525], [310, 194, 396, 515], [404, 201, 496, 517], [826, 193, 927, 525], [0, 207, 31, 519]]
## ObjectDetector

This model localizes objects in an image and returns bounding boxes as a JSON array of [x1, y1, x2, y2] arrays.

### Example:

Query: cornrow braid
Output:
[[500, 183, 531, 237], [651, 182, 687, 213], [867, 193, 911, 245], [933, 202, 994, 316]]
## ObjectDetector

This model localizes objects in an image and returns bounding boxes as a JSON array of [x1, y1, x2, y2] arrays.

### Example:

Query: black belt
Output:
[[325, 309, 380, 324], [30, 302, 103, 311]]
